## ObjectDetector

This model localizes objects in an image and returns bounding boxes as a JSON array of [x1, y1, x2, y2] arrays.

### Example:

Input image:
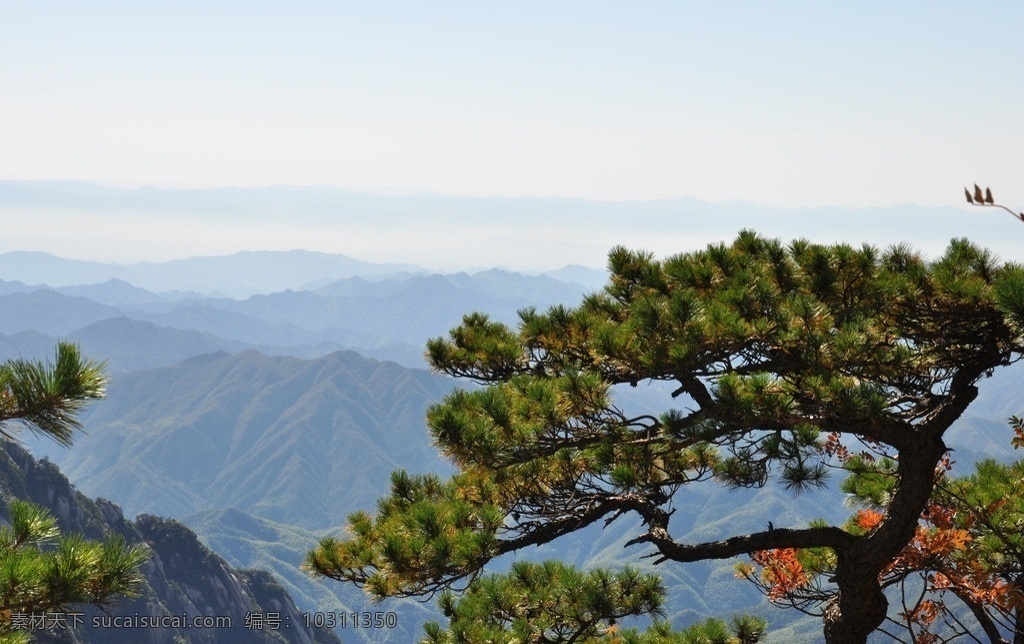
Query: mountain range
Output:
[[5, 181, 1023, 281], [0, 256, 605, 642], [0, 265, 596, 370]]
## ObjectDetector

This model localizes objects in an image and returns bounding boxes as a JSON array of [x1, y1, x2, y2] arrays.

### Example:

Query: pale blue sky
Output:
[[4, 2, 1023, 208]]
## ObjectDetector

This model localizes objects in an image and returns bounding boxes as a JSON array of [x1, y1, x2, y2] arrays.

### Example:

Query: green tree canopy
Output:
[[421, 560, 766, 644], [307, 232, 1024, 644], [422, 560, 663, 643]]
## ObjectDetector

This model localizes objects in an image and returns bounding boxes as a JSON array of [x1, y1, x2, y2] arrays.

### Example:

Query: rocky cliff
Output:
[[0, 439, 341, 644]]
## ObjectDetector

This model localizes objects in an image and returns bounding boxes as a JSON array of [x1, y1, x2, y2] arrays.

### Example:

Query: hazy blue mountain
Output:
[[117, 250, 423, 298], [37, 350, 454, 530], [0, 241, 598, 370], [0, 290, 122, 336], [0, 248, 422, 298], [437, 268, 590, 302], [209, 270, 591, 365], [0, 320, 244, 375], [0, 251, 121, 288], [6, 181, 1020, 276], [0, 278, 45, 295], [128, 270, 590, 350], [127, 301, 346, 347], [540, 264, 608, 290], [231, 274, 484, 341], [68, 317, 248, 373], [0, 329, 61, 362], [55, 278, 175, 307], [0, 266, 592, 370], [315, 268, 586, 303], [122, 302, 414, 364], [969, 360, 1024, 421]]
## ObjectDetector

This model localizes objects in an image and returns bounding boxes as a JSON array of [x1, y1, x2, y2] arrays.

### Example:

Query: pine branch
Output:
[[0, 342, 105, 446]]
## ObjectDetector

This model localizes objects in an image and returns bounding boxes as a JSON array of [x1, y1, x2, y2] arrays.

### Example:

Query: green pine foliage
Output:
[[419, 560, 766, 644], [421, 561, 661, 643], [619, 615, 766, 644], [0, 343, 148, 642], [942, 455, 1024, 578], [0, 342, 105, 446], [0, 499, 149, 643]]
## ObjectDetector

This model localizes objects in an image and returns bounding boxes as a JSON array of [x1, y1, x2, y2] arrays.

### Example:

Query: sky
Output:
[[2, 2, 1023, 267]]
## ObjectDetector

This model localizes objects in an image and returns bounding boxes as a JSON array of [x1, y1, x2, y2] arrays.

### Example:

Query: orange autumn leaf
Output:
[[929, 572, 951, 589], [912, 599, 941, 625], [855, 508, 884, 531], [923, 528, 971, 556], [751, 548, 809, 601], [985, 498, 1007, 514], [923, 503, 955, 529]]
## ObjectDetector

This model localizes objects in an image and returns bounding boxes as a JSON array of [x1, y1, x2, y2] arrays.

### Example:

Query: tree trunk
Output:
[[822, 547, 889, 644], [821, 433, 951, 643], [1014, 573, 1024, 644]]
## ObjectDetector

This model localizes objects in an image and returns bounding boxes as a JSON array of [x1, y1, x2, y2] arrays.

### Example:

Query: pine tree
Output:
[[0, 343, 149, 643], [420, 560, 766, 644], [306, 232, 1024, 644]]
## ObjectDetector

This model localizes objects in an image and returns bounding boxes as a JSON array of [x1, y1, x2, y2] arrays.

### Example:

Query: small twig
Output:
[[964, 184, 1024, 222]]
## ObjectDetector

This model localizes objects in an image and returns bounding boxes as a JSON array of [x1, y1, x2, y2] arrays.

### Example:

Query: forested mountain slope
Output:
[[0, 439, 340, 644], [36, 350, 454, 530]]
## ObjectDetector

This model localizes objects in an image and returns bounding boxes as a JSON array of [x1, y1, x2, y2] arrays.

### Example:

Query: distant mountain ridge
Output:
[[5, 180, 1021, 275], [55, 279, 180, 306], [0, 267, 595, 370], [0, 249, 422, 298]]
